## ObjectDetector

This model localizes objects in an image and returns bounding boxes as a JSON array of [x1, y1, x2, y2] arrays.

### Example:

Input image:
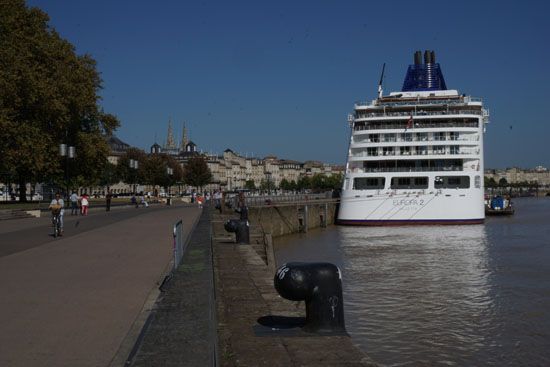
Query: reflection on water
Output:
[[275, 198, 550, 366]]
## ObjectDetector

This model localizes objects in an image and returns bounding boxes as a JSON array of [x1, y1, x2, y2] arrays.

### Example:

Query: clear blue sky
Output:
[[28, 0, 550, 168]]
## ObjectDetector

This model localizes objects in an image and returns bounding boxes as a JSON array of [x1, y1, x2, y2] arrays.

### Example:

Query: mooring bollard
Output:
[[224, 219, 250, 244], [274, 262, 346, 334]]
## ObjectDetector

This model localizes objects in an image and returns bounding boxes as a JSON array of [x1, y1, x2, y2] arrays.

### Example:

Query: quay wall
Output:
[[248, 201, 338, 238]]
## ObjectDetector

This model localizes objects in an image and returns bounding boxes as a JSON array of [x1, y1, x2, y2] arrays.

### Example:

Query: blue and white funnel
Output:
[[401, 50, 447, 92]]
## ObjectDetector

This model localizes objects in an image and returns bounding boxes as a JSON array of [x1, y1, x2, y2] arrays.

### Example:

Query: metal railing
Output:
[[350, 150, 479, 158], [350, 166, 464, 173], [354, 96, 483, 108], [240, 192, 333, 207], [173, 219, 184, 270], [354, 122, 479, 131], [354, 110, 483, 118], [352, 136, 479, 144]]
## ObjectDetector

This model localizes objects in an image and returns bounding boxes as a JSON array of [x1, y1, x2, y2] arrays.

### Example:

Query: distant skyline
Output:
[[28, 0, 550, 168]]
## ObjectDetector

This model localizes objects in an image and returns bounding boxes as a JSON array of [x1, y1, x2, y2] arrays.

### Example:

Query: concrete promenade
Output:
[[0, 203, 200, 367]]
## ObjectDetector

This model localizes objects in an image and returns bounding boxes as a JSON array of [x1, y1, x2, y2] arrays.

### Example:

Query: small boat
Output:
[[485, 195, 514, 215]]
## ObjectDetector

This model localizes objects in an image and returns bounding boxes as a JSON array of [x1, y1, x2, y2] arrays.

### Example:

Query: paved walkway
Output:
[[130, 208, 216, 367], [0, 203, 201, 367]]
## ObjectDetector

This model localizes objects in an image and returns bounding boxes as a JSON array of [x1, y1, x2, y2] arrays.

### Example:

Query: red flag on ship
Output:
[[406, 113, 413, 130]]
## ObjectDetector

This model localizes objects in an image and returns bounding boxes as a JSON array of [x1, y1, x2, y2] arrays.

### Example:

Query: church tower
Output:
[[179, 122, 188, 152], [165, 118, 177, 150]]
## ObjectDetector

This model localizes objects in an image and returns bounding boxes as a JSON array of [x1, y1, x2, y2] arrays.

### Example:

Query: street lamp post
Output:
[[166, 167, 173, 205], [167, 167, 173, 196], [265, 172, 272, 196], [129, 159, 139, 194], [59, 143, 75, 199]]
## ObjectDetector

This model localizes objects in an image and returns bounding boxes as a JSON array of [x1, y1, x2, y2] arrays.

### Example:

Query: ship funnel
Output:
[[402, 50, 447, 91], [424, 50, 432, 64], [414, 51, 422, 65]]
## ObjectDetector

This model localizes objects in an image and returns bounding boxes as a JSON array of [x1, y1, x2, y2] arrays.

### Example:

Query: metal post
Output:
[[173, 220, 183, 270], [304, 204, 308, 233]]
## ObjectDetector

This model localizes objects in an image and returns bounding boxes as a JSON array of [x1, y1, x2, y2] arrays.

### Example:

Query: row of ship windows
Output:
[[352, 176, 480, 190], [353, 120, 479, 131], [354, 146, 479, 156], [353, 131, 477, 143]]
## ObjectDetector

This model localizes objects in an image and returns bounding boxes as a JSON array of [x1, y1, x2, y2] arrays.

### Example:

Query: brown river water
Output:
[[275, 197, 550, 366]]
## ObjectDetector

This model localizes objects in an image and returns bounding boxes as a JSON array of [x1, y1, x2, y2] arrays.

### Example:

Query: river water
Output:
[[274, 197, 550, 366]]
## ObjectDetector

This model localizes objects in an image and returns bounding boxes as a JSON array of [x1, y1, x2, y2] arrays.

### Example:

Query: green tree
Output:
[[310, 174, 328, 191], [183, 156, 212, 190], [484, 176, 497, 188], [141, 154, 183, 194], [99, 162, 120, 191], [244, 180, 256, 190], [0, 1, 119, 201], [297, 176, 311, 191], [498, 177, 509, 187], [260, 178, 276, 192], [279, 178, 291, 191], [117, 148, 147, 192]]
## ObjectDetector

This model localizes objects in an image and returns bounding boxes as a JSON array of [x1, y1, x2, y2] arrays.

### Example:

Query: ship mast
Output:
[[377, 63, 386, 99]]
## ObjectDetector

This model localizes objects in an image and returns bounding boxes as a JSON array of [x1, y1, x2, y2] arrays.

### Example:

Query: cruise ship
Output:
[[338, 50, 489, 225]]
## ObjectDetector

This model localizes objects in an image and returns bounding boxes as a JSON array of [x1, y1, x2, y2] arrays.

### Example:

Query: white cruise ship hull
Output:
[[338, 189, 484, 225]]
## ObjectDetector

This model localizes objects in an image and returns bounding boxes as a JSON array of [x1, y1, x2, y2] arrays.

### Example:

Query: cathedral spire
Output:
[[165, 118, 176, 150], [180, 122, 188, 151]]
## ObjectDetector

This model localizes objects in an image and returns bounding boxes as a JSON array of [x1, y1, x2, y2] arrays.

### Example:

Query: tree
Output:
[[244, 180, 256, 190], [498, 177, 509, 187], [183, 157, 212, 190], [297, 176, 311, 191], [118, 148, 147, 192], [98, 162, 120, 191], [0, 1, 119, 201], [485, 176, 497, 188], [141, 154, 183, 194], [326, 173, 343, 190]]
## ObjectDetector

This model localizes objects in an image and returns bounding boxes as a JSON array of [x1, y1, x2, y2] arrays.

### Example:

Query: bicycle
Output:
[[51, 206, 62, 238]]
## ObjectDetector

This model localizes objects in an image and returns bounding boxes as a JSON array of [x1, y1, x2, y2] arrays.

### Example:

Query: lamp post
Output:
[[166, 167, 173, 204], [129, 159, 139, 194], [59, 143, 76, 198], [265, 172, 272, 196]]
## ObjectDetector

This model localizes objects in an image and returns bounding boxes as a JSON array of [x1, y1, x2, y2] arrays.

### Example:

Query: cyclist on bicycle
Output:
[[49, 192, 65, 235]]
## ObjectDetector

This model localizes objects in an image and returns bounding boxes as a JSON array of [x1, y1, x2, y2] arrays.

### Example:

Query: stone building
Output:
[[105, 122, 345, 194], [485, 166, 550, 186]]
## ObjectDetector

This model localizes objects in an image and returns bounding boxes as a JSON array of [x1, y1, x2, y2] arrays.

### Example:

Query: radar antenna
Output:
[[377, 63, 386, 99]]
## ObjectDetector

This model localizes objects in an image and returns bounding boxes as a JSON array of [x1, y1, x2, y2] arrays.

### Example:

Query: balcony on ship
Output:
[[349, 145, 480, 160], [353, 118, 480, 132], [347, 159, 468, 173], [351, 131, 479, 145]]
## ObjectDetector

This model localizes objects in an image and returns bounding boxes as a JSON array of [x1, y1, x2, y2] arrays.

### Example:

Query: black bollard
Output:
[[224, 219, 250, 244], [274, 262, 346, 334]]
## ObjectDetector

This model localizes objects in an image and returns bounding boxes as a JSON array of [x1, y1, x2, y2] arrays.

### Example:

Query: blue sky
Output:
[[28, 0, 550, 168]]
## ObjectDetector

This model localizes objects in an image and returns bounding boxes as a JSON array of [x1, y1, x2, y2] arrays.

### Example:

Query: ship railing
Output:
[[351, 150, 479, 158], [354, 110, 483, 119], [353, 135, 479, 143], [355, 97, 482, 107], [349, 166, 464, 173], [353, 122, 479, 131]]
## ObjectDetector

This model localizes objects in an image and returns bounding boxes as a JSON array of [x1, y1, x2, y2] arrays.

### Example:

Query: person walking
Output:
[[80, 192, 89, 216], [140, 193, 149, 208], [214, 190, 222, 213], [70, 191, 79, 216], [105, 190, 112, 212]]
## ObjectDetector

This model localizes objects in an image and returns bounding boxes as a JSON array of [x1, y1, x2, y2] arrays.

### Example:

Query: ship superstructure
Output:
[[338, 50, 489, 225]]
